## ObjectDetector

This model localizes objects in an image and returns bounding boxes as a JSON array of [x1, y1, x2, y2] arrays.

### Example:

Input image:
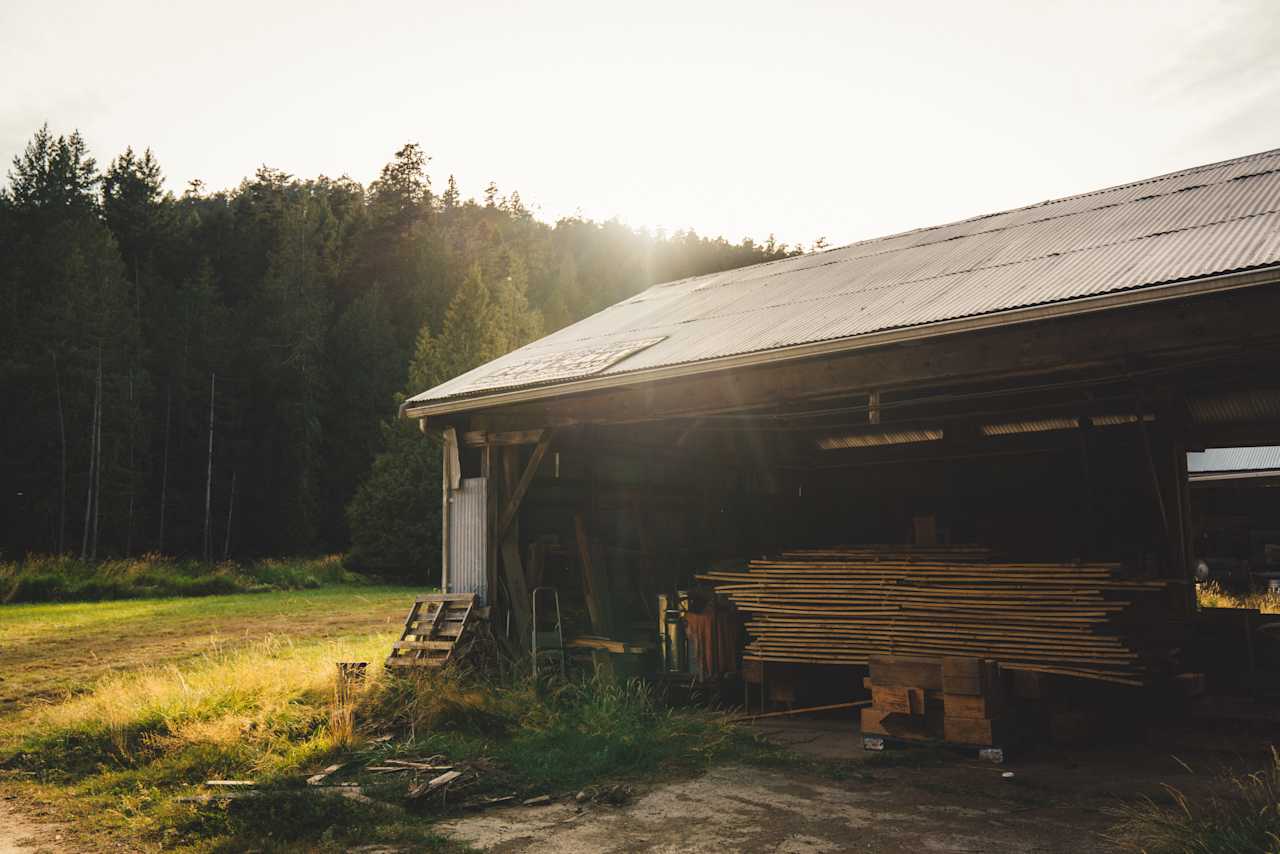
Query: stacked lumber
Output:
[[699, 547, 1175, 686]]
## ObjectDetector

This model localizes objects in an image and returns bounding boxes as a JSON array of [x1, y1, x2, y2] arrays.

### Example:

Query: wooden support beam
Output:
[[497, 430, 553, 540], [500, 534, 531, 649], [481, 446, 498, 610], [497, 445, 532, 649], [463, 429, 547, 447], [574, 513, 611, 636]]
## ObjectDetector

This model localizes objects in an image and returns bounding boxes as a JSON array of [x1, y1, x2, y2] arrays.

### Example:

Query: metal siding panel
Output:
[[1188, 447, 1280, 473], [448, 477, 488, 604]]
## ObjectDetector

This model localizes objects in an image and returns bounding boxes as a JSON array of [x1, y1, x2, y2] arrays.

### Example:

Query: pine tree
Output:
[[442, 175, 460, 210]]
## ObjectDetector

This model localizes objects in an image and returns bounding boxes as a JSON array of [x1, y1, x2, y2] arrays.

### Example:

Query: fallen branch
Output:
[[730, 700, 871, 723], [306, 763, 345, 786]]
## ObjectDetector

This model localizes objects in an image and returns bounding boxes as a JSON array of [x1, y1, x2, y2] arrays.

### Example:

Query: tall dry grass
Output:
[[1198, 581, 1280, 614], [4, 632, 388, 779], [1108, 749, 1280, 853]]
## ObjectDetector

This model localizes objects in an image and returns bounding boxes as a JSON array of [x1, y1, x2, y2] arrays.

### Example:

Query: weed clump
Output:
[[1108, 749, 1280, 853], [358, 667, 750, 795]]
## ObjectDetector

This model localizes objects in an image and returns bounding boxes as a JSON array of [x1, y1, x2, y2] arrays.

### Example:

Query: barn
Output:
[[395, 148, 1280, 746]]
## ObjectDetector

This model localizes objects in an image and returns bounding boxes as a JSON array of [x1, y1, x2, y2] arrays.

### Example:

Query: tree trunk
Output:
[[126, 369, 135, 557], [90, 350, 103, 562], [223, 470, 236, 559], [53, 351, 67, 554], [203, 372, 215, 562], [158, 384, 171, 554], [80, 349, 101, 560]]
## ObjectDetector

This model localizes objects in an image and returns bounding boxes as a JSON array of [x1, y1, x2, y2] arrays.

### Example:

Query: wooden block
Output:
[[861, 706, 942, 741], [943, 715, 1011, 746], [869, 655, 942, 691], [943, 693, 1004, 720], [942, 657, 1000, 696], [907, 687, 926, 716], [865, 686, 926, 717]]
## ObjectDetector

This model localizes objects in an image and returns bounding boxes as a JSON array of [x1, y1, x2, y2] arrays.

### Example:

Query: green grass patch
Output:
[[1, 553, 365, 604], [358, 671, 762, 798]]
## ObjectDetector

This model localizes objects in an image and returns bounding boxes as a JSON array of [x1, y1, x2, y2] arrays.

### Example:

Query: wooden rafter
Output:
[[497, 429, 553, 540]]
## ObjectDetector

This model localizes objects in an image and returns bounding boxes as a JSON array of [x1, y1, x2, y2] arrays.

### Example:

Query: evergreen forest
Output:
[[0, 126, 813, 577]]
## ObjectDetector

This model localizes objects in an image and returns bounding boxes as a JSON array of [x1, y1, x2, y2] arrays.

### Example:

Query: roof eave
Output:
[[401, 265, 1280, 420]]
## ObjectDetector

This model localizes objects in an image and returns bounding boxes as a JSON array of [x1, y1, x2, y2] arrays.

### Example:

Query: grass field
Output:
[[0, 585, 755, 852], [0, 585, 431, 850], [6, 582, 1274, 852]]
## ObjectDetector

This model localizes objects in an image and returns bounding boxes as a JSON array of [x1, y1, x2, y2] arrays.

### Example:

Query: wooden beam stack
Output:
[[699, 547, 1176, 686]]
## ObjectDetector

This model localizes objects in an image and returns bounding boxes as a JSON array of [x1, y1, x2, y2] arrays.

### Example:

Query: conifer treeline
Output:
[[1, 126, 808, 572]]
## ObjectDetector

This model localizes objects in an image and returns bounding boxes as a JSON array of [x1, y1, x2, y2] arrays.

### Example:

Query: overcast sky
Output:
[[2, 0, 1277, 248]]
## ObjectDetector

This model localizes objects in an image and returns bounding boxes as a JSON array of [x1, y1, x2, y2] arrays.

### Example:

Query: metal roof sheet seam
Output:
[[406, 147, 1280, 412]]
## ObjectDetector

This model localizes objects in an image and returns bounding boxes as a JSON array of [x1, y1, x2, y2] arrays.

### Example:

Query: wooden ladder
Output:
[[385, 593, 477, 669]]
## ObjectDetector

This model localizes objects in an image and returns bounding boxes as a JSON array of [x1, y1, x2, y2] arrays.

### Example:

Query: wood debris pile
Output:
[[700, 546, 1180, 685]]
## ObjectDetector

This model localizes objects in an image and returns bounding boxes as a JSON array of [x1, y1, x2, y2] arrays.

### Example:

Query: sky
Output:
[[2, 0, 1278, 249]]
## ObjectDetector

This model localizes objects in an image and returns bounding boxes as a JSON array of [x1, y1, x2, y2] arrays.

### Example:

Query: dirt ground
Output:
[[0, 795, 69, 854], [439, 718, 1269, 853]]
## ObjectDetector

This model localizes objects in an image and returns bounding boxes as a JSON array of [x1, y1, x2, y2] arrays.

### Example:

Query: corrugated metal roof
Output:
[[1187, 446, 1280, 474], [407, 149, 1280, 411]]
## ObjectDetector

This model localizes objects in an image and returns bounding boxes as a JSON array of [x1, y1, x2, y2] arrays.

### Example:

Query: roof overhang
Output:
[[401, 266, 1280, 420]]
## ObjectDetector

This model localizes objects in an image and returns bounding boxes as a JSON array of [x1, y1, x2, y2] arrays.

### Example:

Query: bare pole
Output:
[[203, 371, 215, 562], [158, 383, 171, 554], [223, 470, 236, 559]]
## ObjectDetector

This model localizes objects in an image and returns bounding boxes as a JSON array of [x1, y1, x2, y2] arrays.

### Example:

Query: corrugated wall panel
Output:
[[447, 477, 487, 604], [1188, 446, 1280, 473]]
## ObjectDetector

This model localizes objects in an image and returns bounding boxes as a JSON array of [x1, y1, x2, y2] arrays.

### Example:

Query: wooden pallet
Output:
[[385, 594, 476, 669]]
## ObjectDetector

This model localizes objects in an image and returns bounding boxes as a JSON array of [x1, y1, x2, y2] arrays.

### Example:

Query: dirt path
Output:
[[0, 796, 69, 854], [439, 719, 1266, 853], [439, 763, 1111, 854]]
